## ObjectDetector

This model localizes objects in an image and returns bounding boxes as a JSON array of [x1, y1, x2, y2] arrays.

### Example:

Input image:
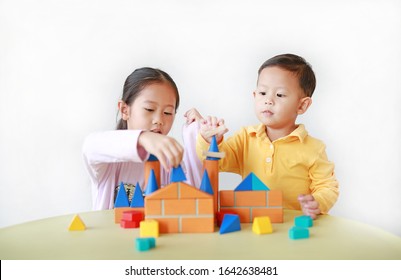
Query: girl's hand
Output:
[[138, 131, 184, 171], [298, 194, 321, 219], [184, 108, 203, 124], [199, 116, 228, 143]]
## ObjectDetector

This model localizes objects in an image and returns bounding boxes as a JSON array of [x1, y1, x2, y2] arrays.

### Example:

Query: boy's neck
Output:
[[265, 124, 298, 142]]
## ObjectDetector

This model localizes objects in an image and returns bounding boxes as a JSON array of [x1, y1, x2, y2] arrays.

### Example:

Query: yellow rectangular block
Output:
[[140, 219, 159, 237]]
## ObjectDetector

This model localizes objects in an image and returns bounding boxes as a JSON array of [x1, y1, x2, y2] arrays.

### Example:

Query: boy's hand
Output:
[[298, 194, 321, 219], [184, 108, 203, 124], [199, 116, 228, 143], [138, 131, 184, 171]]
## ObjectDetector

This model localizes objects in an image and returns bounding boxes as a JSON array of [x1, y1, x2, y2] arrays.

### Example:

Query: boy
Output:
[[196, 54, 339, 219]]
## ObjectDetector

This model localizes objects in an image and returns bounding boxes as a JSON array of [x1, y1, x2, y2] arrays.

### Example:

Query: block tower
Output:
[[144, 154, 160, 192], [202, 136, 225, 217]]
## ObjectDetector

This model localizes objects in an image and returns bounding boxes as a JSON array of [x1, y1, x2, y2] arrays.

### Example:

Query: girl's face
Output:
[[119, 82, 177, 135], [253, 66, 311, 132]]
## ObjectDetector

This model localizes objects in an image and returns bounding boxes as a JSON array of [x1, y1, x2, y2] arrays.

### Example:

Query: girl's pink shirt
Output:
[[82, 121, 203, 210]]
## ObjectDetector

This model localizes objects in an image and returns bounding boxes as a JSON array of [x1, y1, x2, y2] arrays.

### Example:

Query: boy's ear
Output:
[[297, 97, 312, 115], [118, 100, 130, 120]]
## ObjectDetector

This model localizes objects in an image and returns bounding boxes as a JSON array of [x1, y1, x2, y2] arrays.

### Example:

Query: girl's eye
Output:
[[277, 93, 285, 98], [259, 92, 266, 96], [144, 108, 154, 112], [164, 112, 173, 116]]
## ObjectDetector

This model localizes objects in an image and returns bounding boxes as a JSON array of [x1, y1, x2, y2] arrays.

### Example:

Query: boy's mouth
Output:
[[262, 110, 273, 116], [151, 129, 162, 134]]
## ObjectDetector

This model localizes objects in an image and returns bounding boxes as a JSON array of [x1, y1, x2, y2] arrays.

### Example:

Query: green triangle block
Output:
[[235, 172, 269, 191]]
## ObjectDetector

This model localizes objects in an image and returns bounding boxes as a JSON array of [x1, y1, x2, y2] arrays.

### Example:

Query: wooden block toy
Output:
[[120, 210, 144, 228], [115, 182, 130, 207], [145, 154, 160, 188], [199, 170, 214, 195], [170, 165, 187, 182], [202, 125, 227, 139], [140, 219, 159, 237], [68, 214, 86, 231], [144, 182, 214, 233], [295, 215, 313, 228], [289, 226, 309, 240], [216, 210, 237, 227], [130, 182, 144, 207], [235, 172, 269, 191], [252, 216, 273, 234], [135, 237, 156, 252], [144, 169, 158, 196], [219, 214, 241, 234]]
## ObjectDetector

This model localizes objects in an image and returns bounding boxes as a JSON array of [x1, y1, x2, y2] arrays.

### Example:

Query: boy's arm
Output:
[[309, 147, 340, 214]]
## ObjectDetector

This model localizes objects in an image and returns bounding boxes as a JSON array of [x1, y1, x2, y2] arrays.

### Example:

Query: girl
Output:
[[83, 67, 203, 210]]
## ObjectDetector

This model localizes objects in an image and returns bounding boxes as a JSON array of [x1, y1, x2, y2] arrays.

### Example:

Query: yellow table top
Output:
[[1, 209, 400, 260]]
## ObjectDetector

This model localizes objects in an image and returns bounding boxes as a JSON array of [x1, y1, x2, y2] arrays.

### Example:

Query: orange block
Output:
[[197, 199, 214, 215], [144, 161, 161, 189], [235, 190, 266, 207], [219, 190, 234, 207], [146, 183, 178, 200], [179, 183, 212, 199], [114, 207, 131, 223], [164, 199, 196, 215], [204, 160, 219, 213], [155, 218, 179, 233], [252, 208, 283, 223], [182, 217, 215, 233], [267, 190, 283, 207], [144, 199, 162, 215]]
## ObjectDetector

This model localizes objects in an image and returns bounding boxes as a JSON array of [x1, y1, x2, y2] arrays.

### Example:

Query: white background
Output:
[[1, 0, 400, 237]]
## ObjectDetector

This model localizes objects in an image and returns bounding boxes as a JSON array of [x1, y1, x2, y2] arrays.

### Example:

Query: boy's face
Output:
[[253, 66, 311, 132], [119, 82, 177, 135]]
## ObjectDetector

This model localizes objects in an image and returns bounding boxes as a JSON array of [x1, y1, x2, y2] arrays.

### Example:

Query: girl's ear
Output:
[[297, 97, 312, 115], [118, 100, 130, 120]]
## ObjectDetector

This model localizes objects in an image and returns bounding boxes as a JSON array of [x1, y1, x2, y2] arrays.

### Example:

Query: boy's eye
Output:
[[164, 112, 173, 116], [259, 92, 266, 96], [276, 93, 285, 97], [144, 108, 154, 112]]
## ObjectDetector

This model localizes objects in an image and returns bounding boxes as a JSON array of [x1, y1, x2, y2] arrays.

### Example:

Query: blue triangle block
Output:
[[219, 214, 241, 234], [234, 172, 269, 191], [206, 136, 220, 160], [170, 165, 187, 182], [115, 182, 130, 207], [144, 169, 158, 196], [130, 182, 144, 207], [148, 154, 158, 161], [199, 170, 214, 195]]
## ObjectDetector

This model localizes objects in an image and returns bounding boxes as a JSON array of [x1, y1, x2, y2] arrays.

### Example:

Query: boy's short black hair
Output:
[[258, 54, 316, 97]]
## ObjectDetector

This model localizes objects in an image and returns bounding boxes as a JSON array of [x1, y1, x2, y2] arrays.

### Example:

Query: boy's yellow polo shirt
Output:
[[196, 124, 339, 214]]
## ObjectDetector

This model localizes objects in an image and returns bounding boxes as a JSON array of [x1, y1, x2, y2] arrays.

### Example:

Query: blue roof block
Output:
[[199, 170, 214, 195], [147, 154, 158, 161], [234, 172, 270, 191], [115, 182, 130, 207], [130, 182, 144, 207], [170, 165, 187, 182], [219, 214, 241, 234], [144, 169, 158, 195], [206, 136, 220, 160]]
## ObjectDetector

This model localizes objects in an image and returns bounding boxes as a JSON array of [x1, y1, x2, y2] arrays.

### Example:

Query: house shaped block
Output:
[[144, 182, 214, 233], [219, 189, 283, 223]]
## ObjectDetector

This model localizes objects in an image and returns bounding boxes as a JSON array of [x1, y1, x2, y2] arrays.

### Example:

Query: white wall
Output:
[[1, 0, 400, 236]]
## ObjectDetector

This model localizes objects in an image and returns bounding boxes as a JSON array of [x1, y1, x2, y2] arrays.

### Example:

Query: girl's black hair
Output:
[[117, 67, 180, 129]]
